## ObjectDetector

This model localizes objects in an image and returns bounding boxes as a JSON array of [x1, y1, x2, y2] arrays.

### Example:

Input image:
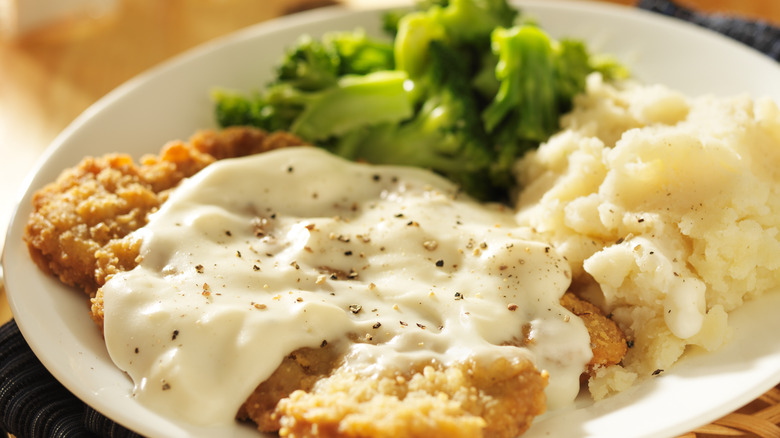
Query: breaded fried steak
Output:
[[23, 127, 626, 437], [24, 128, 305, 298]]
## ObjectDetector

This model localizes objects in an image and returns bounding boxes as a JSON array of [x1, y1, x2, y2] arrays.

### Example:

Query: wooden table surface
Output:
[[0, 0, 778, 432]]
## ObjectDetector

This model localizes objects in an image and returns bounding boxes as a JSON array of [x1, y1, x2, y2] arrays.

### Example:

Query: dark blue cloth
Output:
[[0, 320, 141, 437], [1, 1, 778, 437], [638, 0, 780, 61]]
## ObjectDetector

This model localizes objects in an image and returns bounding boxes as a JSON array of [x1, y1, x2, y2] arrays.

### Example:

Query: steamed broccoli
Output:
[[382, 0, 515, 40], [394, 0, 516, 88], [213, 0, 627, 202], [275, 30, 395, 91], [482, 26, 558, 142], [213, 29, 411, 139], [331, 40, 496, 199], [479, 25, 629, 186], [215, 70, 413, 141], [482, 25, 626, 141]]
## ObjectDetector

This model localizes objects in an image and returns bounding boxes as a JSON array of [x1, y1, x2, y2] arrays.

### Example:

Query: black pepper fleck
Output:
[[172, 330, 179, 341], [435, 259, 444, 267]]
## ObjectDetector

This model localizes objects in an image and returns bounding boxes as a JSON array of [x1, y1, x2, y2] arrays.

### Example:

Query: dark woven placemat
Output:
[[0, 320, 141, 438], [638, 0, 780, 61]]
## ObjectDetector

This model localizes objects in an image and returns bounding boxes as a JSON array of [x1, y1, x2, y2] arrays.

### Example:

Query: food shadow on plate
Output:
[[524, 288, 780, 438]]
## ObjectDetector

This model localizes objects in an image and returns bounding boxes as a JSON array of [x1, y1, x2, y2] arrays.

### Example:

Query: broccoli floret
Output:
[[394, 0, 517, 88], [478, 26, 584, 185], [275, 30, 396, 91], [275, 34, 340, 91], [478, 25, 631, 187], [432, 0, 518, 45], [213, 89, 299, 132], [394, 12, 448, 85], [486, 26, 620, 139], [471, 50, 500, 99], [291, 71, 414, 141], [482, 25, 629, 141], [482, 25, 558, 141], [214, 70, 413, 141], [327, 30, 397, 75], [330, 40, 496, 199], [214, 29, 410, 138]]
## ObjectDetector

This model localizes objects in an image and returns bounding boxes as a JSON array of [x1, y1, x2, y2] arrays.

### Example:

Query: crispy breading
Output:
[[238, 345, 342, 432], [24, 127, 306, 298], [273, 356, 547, 438], [235, 346, 546, 438], [560, 292, 627, 369]]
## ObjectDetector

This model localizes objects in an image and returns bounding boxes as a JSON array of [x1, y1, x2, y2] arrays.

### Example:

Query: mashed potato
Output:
[[514, 73, 780, 398]]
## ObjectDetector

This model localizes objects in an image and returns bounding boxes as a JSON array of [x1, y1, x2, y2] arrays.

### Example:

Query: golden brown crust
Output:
[[23, 127, 307, 317], [273, 357, 547, 438], [24, 154, 163, 295], [235, 347, 546, 438], [238, 345, 342, 432], [560, 292, 627, 370]]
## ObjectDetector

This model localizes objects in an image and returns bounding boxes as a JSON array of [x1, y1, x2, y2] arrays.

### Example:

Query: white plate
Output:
[[4, 1, 780, 437]]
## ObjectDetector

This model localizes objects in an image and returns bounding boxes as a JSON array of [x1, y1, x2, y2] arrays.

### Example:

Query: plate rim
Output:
[[4, 1, 780, 437]]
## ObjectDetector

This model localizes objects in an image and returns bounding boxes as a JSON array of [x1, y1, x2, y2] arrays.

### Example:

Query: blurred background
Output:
[[0, 0, 779, 324]]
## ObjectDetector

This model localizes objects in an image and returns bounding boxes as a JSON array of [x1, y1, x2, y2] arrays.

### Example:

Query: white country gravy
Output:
[[101, 147, 591, 425]]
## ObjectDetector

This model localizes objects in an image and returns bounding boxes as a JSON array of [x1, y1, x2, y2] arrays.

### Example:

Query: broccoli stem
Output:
[[482, 25, 558, 141], [291, 71, 414, 141]]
